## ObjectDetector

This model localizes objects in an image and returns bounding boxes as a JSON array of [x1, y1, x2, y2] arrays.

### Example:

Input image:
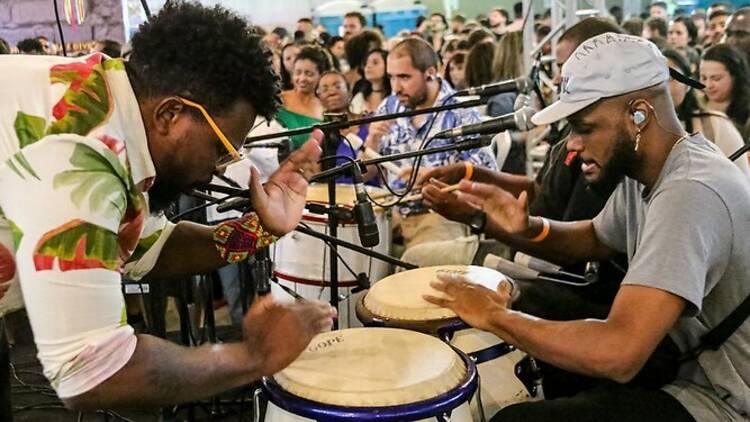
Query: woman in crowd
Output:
[[464, 41, 496, 88], [351, 49, 391, 115], [700, 43, 750, 139], [663, 48, 750, 175], [488, 30, 527, 174], [280, 43, 302, 91], [668, 16, 701, 73], [317, 71, 378, 184], [277, 46, 331, 149], [445, 52, 467, 91], [344, 29, 385, 86]]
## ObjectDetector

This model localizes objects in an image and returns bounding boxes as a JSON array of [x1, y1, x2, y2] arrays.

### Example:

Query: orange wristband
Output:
[[530, 217, 550, 243], [463, 162, 474, 181]]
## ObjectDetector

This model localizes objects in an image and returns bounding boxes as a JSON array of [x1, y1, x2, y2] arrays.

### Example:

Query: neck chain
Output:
[[670, 132, 693, 153]]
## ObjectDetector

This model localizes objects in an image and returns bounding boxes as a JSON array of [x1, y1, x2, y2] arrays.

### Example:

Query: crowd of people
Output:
[[1, 1, 750, 421]]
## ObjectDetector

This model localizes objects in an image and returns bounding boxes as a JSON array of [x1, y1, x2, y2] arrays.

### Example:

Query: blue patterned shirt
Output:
[[374, 79, 498, 214]]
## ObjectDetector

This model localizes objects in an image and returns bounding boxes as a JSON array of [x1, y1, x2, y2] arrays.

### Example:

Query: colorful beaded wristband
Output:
[[213, 213, 278, 263]]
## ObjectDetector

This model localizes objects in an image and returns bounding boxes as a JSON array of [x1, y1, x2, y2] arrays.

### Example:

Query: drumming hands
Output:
[[423, 272, 513, 333], [456, 180, 530, 236], [415, 163, 467, 187], [422, 179, 478, 225], [243, 294, 337, 376], [250, 130, 323, 236]]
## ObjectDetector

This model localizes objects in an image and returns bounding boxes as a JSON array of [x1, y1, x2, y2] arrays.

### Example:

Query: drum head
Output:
[[272, 327, 466, 407], [306, 183, 387, 208], [363, 265, 507, 322]]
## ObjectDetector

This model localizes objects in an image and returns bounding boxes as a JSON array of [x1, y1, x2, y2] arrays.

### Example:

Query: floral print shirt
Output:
[[0, 54, 174, 398]]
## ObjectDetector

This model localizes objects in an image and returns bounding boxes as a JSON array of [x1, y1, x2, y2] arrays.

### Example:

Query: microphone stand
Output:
[[244, 98, 485, 144]]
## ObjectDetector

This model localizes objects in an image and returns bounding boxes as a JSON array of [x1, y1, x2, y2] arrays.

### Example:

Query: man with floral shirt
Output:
[[365, 37, 497, 260], [0, 2, 335, 410]]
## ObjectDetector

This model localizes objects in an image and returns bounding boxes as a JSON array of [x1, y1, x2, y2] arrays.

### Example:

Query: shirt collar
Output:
[[106, 59, 156, 192]]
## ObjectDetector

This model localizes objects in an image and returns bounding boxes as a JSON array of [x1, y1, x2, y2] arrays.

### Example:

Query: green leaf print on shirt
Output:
[[14, 112, 47, 148], [47, 54, 114, 137], [33, 219, 119, 272], [5, 151, 40, 181], [53, 143, 129, 221]]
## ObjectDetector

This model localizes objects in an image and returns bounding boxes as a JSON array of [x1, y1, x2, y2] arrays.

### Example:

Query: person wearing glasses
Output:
[[0, 2, 335, 411]]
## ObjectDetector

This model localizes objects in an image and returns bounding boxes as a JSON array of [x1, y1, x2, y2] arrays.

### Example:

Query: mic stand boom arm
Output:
[[245, 98, 485, 144]]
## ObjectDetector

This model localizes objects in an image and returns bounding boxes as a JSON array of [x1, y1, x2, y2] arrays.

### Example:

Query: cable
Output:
[[52, 0, 67, 56], [299, 221, 360, 281]]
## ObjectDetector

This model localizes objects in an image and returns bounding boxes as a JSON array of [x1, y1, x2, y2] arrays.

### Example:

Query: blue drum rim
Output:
[[262, 348, 479, 421]]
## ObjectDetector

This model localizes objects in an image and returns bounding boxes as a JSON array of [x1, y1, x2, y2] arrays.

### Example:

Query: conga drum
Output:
[[260, 327, 478, 422], [271, 183, 392, 328], [356, 266, 542, 420]]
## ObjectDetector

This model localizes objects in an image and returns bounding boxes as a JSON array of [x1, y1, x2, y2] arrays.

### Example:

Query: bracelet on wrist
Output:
[[213, 213, 278, 263], [529, 217, 550, 243]]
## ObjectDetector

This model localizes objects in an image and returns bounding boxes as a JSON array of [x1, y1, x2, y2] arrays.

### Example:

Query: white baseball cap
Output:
[[531, 33, 670, 126]]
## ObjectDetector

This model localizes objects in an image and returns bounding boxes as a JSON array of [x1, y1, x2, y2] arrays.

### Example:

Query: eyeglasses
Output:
[[178, 96, 245, 170]]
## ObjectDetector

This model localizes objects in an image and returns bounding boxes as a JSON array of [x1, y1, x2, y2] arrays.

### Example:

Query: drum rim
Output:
[[261, 348, 478, 421]]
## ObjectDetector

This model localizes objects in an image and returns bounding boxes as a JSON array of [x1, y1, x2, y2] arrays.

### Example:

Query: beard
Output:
[[587, 131, 640, 197], [400, 86, 428, 109], [147, 174, 185, 215]]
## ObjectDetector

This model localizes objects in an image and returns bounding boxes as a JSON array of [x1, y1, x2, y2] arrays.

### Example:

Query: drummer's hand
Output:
[[250, 130, 323, 236], [457, 180, 530, 236], [415, 163, 468, 187], [243, 295, 337, 376], [423, 272, 513, 332], [422, 179, 477, 225], [364, 119, 395, 151]]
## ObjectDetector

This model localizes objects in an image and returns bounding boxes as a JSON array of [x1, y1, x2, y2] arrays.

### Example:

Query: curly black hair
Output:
[[126, 1, 280, 120]]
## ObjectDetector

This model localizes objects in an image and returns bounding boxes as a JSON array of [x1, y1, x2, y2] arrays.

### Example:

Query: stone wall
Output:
[[0, 0, 125, 48]]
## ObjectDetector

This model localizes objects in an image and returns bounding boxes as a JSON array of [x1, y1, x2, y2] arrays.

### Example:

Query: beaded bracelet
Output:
[[213, 213, 278, 263]]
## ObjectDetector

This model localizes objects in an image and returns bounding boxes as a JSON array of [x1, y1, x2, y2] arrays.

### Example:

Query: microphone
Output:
[[453, 76, 532, 97], [351, 164, 380, 247], [244, 140, 290, 149], [434, 107, 536, 139], [216, 197, 253, 213]]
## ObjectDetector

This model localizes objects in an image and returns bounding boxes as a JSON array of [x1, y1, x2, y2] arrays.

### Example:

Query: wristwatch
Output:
[[468, 210, 487, 235]]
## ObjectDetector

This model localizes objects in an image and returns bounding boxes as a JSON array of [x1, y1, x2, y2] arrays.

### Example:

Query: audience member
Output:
[[444, 52, 467, 90], [505, 2, 525, 33], [344, 29, 384, 86], [296, 17, 315, 42], [450, 14, 467, 35], [643, 17, 669, 49], [344, 11, 367, 39], [467, 27, 495, 48], [464, 41, 495, 88], [93, 39, 122, 58], [663, 48, 750, 174], [724, 7, 750, 61], [705, 9, 731, 47], [622, 17, 644, 36], [280, 43, 302, 91], [668, 16, 700, 72], [16, 38, 45, 55], [277, 46, 331, 148], [700, 44, 750, 139], [649, 1, 669, 18], [488, 8, 510, 36], [351, 49, 390, 115]]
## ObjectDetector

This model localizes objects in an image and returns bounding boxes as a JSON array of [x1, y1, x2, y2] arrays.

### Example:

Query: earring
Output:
[[635, 127, 642, 152]]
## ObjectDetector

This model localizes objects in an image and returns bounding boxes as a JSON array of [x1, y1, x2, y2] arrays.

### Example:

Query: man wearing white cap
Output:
[[426, 33, 750, 420]]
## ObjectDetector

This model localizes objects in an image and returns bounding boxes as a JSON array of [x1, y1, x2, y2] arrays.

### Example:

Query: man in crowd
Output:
[[343, 11, 366, 39], [488, 8, 510, 37], [724, 7, 750, 60], [0, 2, 335, 410], [16, 38, 45, 54], [365, 37, 496, 262], [704, 9, 730, 47], [649, 1, 669, 18], [427, 33, 750, 421]]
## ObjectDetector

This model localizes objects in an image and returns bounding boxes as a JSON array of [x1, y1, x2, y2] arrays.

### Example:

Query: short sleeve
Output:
[[622, 181, 731, 315], [0, 134, 137, 397]]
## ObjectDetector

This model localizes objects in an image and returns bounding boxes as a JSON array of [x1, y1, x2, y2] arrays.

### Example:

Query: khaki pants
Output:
[[393, 212, 477, 268]]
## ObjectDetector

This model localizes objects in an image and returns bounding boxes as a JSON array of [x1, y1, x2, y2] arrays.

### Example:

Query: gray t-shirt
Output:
[[593, 134, 750, 421]]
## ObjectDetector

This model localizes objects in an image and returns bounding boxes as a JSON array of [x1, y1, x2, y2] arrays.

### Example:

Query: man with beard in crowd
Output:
[[724, 7, 750, 59], [0, 2, 335, 411]]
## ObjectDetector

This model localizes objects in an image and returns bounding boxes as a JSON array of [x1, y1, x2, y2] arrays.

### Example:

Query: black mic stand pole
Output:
[[320, 127, 343, 328]]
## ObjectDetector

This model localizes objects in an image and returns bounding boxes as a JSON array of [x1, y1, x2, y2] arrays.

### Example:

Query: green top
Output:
[[275, 107, 322, 149]]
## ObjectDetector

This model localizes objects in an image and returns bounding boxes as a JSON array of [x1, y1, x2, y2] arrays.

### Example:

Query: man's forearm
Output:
[[484, 217, 613, 266], [143, 221, 226, 281], [63, 334, 262, 410], [473, 167, 538, 200]]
